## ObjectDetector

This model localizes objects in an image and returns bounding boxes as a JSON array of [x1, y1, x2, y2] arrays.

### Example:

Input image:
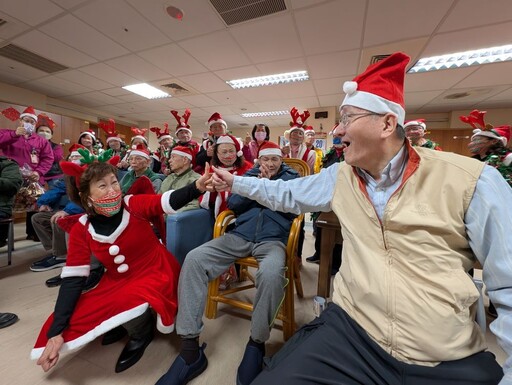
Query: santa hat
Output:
[[341, 52, 409, 127], [171, 145, 194, 161], [304, 126, 315, 136], [68, 143, 86, 158], [78, 129, 97, 144], [20, 106, 38, 122], [150, 123, 173, 143], [289, 107, 310, 134], [130, 127, 148, 145], [207, 112, 227, 129], [404, 119, 426, 131], [258, 141, 282, 158], [129, 144, 150, 159], [459, 110, 511, 146], [171, 109, 192, 135], [36, 114, 56, 132], [99, 119, 122, 143], [216, 134, 243, 157]]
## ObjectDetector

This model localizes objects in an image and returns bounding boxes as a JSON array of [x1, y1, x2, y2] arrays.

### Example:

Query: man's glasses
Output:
[[339, 112, 384, 128]]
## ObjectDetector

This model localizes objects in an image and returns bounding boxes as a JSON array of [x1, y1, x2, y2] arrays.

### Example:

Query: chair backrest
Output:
[[283, 158, 310, 177]]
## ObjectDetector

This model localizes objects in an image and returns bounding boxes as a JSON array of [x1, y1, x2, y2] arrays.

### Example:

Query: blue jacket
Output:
[[36, 179, 84, 215], [227, 163, 299, 245]]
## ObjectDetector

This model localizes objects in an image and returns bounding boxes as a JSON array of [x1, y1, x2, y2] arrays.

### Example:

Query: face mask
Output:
[[23, 122, 35, 135], [254, 132, 267, 142], [89, 190, 122, 217], [333, 137, 342, 145], [38, 131, 52, 140], [71, 159, 82, 165]]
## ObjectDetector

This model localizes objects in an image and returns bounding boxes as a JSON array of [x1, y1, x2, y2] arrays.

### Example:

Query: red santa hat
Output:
[[68, 143, 86, 158], [216, 134, 243, 157], [341, 52, 409, 127], [207, 112, 227, 129], [304, 126, 316, 136], [258, 141, 282, 158], [171, 109, 192, 135], [404, 119, 426, 131], [459, 110, 511, 146], [78, 129, 97, 144], [36, 114, 56, 132], [171, 145, 194, 162], [19, 106, 38, 122], [130, 127, 148, 145], [99, 119, 122, 143], [150, 123, 173, 143], [289, 107, 310, 134], [129, 144, 150, 159]]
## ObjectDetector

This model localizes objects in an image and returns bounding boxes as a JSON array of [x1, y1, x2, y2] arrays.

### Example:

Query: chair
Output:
[[205, 158, 310, 340], [166, 208, 214, 265], [0, 217, 15, 266]]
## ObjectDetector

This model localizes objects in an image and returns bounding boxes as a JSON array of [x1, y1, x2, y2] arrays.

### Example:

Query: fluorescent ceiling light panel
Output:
[[122, 83, 170, 99], [227, 71, 309, 89], [241, 110, 289, 118], [408, 44, 512, 73]]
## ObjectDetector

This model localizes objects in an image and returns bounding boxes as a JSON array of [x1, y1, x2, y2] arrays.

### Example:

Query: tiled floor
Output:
[[0, 222, 506, 384]]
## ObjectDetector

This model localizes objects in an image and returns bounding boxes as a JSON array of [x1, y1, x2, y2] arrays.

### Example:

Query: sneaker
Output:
[[155, 343, 208, 385], [30, 255, 66, 272], [306, 254, 320, 264], [236, 343, 265, 385]]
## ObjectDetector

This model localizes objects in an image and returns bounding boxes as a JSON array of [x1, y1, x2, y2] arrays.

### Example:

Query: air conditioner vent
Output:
[[369, 54, 391, 65], [0, 44, 68, 73], [0, 19, 7, 27], [160, 82, 191, 96], [210, 0, 286, 26]]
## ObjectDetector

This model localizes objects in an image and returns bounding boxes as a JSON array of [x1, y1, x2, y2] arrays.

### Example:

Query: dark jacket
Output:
[[0, 156, 23, 216], [227, 163, 299, 245]]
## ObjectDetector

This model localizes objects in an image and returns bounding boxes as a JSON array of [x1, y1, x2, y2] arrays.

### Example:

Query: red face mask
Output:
[[89, 190, 122, 216]]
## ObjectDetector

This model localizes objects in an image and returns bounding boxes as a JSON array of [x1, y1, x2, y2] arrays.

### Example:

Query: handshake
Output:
[[194, 163, 234, 193]]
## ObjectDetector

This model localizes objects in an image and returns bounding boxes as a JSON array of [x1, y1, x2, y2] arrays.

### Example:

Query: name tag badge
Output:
[[30, 153, 39, 164]]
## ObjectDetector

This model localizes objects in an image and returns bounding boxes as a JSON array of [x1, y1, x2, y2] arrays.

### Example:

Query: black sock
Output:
[[248, 337, 265, 354], [180, 337, 200, 364]]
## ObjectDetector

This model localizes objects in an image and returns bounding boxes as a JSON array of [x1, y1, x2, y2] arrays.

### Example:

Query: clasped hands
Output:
[[194, 162, 235, 193]]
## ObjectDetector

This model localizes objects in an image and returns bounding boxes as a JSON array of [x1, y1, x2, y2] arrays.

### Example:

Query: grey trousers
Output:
[[176, 233, 287, 343], [32, 211, 67, 257]]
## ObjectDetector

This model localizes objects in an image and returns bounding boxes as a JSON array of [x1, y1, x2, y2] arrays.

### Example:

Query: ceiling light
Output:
[[122, 83, 170, 99], [408, 44, 512, 73], [241, 110, 289, 118], [227, 71, 309, 89]]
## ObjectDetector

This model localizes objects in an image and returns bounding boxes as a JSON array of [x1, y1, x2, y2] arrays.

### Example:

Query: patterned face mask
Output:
[[89, 190, 122, 216]]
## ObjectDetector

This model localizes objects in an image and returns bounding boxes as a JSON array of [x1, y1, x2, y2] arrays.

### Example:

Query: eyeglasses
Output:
[[339, 112, 384, 128]]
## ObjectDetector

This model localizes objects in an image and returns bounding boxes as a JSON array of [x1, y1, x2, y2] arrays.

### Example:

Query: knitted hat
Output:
[[130, 127, 148, 145], [171, 145, 194, 161], [289, 107, 310, 133], [404, 119, 426, 131], [207, 112, 227, 129], [171, 109, 192, 135], [341, 52, 410, 126], [36, 114, 56, 132], [68, 143, 86, 158], [99, 119, 122, 143], [19, 106, 38, 122], [216, 134, 243, 157], [150, 123, 173, 143], [258, 141, 282, 158], [129, 144, 150, 159], [78, 129, 97, 144], [460, 109, 511, 146]]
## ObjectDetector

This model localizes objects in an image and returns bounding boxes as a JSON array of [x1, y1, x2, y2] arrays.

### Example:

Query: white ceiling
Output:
[[0, 0, 511, 129]]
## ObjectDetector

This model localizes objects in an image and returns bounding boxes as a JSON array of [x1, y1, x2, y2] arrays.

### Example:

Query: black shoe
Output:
[[102, 325, 128, 345], [45, 274, 63, 288], [115, 329, 154, 373], [30, 255, 66, 272], [0, 312, 19, 329], [306, 254, 320, 264], [236, 342, 265, 385], [155, 343, 208, 385], [83, 266, 105, 292]]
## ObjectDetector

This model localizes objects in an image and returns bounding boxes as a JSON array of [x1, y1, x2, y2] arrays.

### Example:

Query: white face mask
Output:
[[38, 131, 52, 140], [23, 122, 35, 135], [254, 132, 267, 142], [71, 159, 82, 165]]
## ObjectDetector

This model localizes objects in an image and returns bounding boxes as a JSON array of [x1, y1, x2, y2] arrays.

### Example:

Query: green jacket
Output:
[[120, 168, 163, 194], [0, 156, 23, 216], [159, 168, 201, 213]]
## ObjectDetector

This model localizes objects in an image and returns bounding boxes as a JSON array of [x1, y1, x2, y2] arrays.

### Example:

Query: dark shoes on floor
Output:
[[45, 275, 62, 287], [114, 328, 154, 373], [31, 255, 66, 272], [236, 342, 265, 385], [45, 266, 104, 290], [0, 312, 19, 329], [155, 343, 208, 385], [306, 254, 320, 264], [102, 325, 128, 345]]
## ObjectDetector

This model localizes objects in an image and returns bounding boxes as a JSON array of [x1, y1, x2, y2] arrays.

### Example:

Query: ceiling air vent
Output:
[[160, 82, 191, 96], [0, 44, 68, 73], [369, 54, 391, 65], [0, 19, 7, 27], [210, 0, 286, 26]]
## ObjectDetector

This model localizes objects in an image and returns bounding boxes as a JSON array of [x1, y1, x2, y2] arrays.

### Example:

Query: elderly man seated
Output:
[[119, 144, 162, 194], [155, 142, 299, 385]]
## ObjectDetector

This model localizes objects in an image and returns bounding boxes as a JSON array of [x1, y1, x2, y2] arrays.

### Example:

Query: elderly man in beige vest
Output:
[[211, 52, 511, 385]]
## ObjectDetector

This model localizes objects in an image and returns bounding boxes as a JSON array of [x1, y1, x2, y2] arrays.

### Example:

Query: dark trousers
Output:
[[0, 212, 10, 241], [252, 304, 503, 385]]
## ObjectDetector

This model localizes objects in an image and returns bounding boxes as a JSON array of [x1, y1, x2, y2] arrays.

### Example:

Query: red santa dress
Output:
[[31, 192, 180, 359]]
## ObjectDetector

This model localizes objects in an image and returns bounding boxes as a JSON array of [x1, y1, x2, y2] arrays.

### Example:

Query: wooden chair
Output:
[[205, 158, 310, 340]]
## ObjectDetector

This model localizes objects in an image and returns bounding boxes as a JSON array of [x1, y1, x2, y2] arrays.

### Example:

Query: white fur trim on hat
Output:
[[471, 129, 508, 146], [129, 150, 150, 159], [176, 127, 192, 135], [216, 135, 243, 157], [404, 120, 426, 130], [106, 136, 122, 143], [171, 149, 193, 161], [259, 148, 282, 157], [341, 86, 405, 127], [20, 112, 38, 122], [208, 119, 227, 128], [131, 135, 148, 144], [157, 134, 173, 142], [79, 131, 96, 142]]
